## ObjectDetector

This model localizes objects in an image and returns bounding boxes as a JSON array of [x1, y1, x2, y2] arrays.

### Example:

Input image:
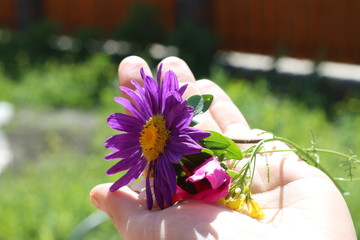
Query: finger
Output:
[[117, 56, 152, 115], [196, 80, 250, 138], [159, 57, 221, 132], [90, 184, 147, 236], [158, 56, 197, 99], [118, 55, 152, 95]]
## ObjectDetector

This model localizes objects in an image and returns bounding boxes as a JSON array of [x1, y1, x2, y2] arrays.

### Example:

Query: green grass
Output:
[[0, 59, 359, 239], [0, 53, 117, 110], [0, 121, 120, 240]]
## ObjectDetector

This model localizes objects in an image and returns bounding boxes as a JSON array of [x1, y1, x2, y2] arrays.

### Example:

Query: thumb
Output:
[[90, 183, 148, 234]]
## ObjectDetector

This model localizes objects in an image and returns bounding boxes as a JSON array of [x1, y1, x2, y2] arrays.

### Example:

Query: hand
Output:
[[90, 56, 356, 240]]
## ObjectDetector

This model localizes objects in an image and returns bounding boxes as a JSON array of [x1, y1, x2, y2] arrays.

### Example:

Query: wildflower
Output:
[[174, 156, 230, 202], [104, 65, 210, 210], [246, 198, 265, 218], [220, 192, 265, 218]]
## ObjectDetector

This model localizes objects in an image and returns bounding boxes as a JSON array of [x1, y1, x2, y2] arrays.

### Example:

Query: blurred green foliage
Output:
[[1, 0, 357, 113], [72, 27, 104, 61], [113, 3, 165, 51], [265, 71, 360, 116], [167, 19, 218, 77], [0, 2, 219, 80], [0, 21, 61, 78], [0, 121, 120, 240], [0, 53, 117, 109]]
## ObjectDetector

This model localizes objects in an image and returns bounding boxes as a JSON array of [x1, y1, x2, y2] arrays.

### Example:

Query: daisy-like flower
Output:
[[105, 65, 210, 210]]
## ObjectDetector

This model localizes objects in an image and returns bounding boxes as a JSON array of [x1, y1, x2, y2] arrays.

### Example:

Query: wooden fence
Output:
[[0, 0, 16, 29], [1, 0, 360, 64], [42, 0, 175, 34], [0, 0, 174, 33], [211, 0, 360, 64]]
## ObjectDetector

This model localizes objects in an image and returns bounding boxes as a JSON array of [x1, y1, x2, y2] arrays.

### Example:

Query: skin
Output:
[[90, 56, 357, 240]]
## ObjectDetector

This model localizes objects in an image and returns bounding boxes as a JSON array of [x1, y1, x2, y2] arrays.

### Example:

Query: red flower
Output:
[[173, 156, 230, 202]]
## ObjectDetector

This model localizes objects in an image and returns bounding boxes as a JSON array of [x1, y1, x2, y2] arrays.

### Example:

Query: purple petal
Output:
[[120, 86, 151, 120], [114, 97, 144, 121], [167, 135, 202, 155], [104, 133, 140, 150], [180, 127, 210, 142], [106, 151, 143, 175], [153, 173, 165, 209], [143, 77, 160, 115], [170, 106, 193, 130], [107, 113, 143, 132], [163, 97, 187, 128], [141, 68, 159, 112], [162, 70, 179, 93], [104, 150, 123, 160], [178, 84, 188, 96], [145, 90, 159, 115], [157, 154, 177, 193], [109, 158, 147, 192], [105, 145, 141, 160], [128, 80, 154, 119], [157, 63, 163, 84], [146, 162, 154, 210], [162, 149, 182, 164], [130, 80, 145, 96], [143, 75, 158, 95]]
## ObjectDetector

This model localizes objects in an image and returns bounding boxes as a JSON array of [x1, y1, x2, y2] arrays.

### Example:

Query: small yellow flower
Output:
[[228, 197, 245, 211], [219, 194, 265, 219], [245, 198, 265, 218]]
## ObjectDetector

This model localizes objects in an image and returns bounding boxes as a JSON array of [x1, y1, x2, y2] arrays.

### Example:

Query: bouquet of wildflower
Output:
[[104, 65, 359, 218]]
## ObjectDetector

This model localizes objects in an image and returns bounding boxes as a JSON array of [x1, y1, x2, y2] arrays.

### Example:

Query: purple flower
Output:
[[105, 65, 210, 210]]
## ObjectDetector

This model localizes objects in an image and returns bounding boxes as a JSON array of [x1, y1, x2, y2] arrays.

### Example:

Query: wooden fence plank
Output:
[[0, 0, 16, 28], [1, 0, 359, 65]]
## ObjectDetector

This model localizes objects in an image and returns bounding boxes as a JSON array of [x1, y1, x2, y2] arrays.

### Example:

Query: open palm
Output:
[[90, 56, 356, 240]]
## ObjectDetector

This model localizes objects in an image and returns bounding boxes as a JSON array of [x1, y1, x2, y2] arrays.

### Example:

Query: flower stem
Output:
[[232, 139, 262, 144], [310, 148, 358, 161], [230, 136, 357, 195], [226, 169, 239, 178], [266, 136, 346, 194]]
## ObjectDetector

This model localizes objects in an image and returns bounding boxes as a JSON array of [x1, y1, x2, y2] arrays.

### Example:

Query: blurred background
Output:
[[0, 0, 359, 239]]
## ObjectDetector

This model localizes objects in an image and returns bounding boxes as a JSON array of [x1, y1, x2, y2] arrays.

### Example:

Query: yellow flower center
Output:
[[139, 114, 170, 162]]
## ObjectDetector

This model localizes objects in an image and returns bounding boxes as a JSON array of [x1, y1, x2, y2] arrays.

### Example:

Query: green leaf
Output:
[[190, 119, 199, 127], [201, 148, 214, 156], [202, 130, 243, 160], [187, 94, 214, 116], [213, 140, 243, 160], [201, 130, 231, 150], [201, 94, 213, 113], [187, 95, 204, 116]]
